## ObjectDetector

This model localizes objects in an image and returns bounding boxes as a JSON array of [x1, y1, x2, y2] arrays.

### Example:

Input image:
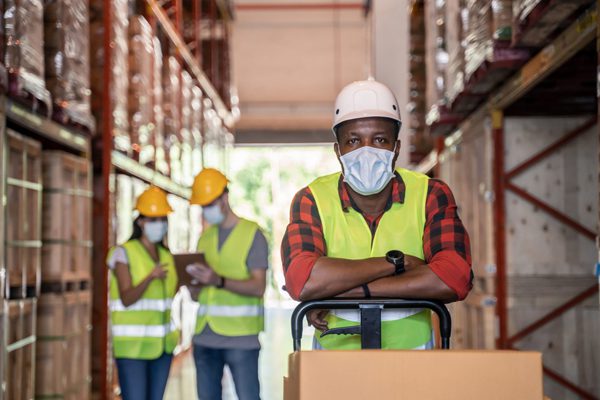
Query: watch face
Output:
[[387, 250, 403, 260]]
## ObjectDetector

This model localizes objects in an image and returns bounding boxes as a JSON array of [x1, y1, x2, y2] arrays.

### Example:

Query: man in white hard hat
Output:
[[281, 79, 472, 350]]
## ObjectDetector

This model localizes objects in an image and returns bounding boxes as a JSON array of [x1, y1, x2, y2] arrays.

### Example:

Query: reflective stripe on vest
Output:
[[308, 168, 432, 350], [197, 304, 264, 318], [109, 299, 173, 312], [112, 323, 174, 338], [195, 219, 265, 337], [108, 240, 180, 359]]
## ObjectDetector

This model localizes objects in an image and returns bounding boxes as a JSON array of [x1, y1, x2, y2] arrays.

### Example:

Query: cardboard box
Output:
[[284, 350, 543, 400]]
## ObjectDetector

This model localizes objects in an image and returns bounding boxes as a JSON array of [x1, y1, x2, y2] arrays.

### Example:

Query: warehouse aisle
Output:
[[165, 304, 313, 400]]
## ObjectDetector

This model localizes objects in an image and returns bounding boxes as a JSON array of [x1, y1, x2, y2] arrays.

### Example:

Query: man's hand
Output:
[[186, 263, 220, 286], [307, 309, 329, 331]]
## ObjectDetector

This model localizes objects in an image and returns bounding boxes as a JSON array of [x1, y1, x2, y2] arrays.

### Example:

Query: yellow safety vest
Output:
[[108, 240, 179, 359], [195, 219, 265, 336], [309, 167, 432, 350]]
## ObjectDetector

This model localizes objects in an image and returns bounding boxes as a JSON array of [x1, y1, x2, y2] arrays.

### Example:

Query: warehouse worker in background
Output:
[[106, 186, 179, 400], [281, 79, 472, 350], [187, 168, 268, 400]]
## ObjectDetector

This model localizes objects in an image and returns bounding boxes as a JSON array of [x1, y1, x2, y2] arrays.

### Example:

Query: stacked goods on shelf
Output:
[[44, 0, 95, 134], [0, 0, 7, 89], [164, 56, 183, 183], [6, 298, 37, 400], [4, 0, 51, 112], [36, 290, 91, 399], [445, 0, 467, 109], [463, 0, 528, 95], [181, 70, 194, 186], [41, 151, 92, 288], [464, 0, 512, 79], [152, 37, 169, 176], [128, 15, 154, 166], [512, 0, 592, 47], [191, 85, 204, 176], [408, 1, 432, 164], [5, 130, 42, 299], [424, 0, 447, 112], [89, 0, 130, 152]]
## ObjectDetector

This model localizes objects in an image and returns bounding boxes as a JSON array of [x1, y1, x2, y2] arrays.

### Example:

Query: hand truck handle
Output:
[[290, 298, 452, 351]]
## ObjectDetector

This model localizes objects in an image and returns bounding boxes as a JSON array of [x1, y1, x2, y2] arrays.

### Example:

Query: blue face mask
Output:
[[339, 145, 396, 196], [143, 220, 168, 243], [203, 202, 225, 225]]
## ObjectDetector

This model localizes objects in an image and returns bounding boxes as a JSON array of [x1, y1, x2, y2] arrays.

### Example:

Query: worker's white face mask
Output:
[[340, 145, 396, 196], [203, 202, 225, 225], [143, 220, 168, 243]]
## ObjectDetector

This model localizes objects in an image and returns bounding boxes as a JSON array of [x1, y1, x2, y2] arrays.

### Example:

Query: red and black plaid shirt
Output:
[[281, 172, 472, 300]]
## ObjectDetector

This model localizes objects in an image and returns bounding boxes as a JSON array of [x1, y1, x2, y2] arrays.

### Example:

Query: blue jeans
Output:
[[193, 345, 260, 400], [115, 353, 173, 400]]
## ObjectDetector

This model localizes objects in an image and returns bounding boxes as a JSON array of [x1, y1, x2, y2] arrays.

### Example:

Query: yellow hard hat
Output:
[[135, 186, 173, 217], [190, 168, 229, 206]]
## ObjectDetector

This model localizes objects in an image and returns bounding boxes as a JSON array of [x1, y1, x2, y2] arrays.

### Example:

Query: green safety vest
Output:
[[195, 219, 265, 336], [309, 167, 432, 350], [108, 240, 180, 359]]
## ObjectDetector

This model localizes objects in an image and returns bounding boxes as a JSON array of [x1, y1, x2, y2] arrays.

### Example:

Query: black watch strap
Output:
[[216, 276, 226, 288], [386, 250, 405, 275]]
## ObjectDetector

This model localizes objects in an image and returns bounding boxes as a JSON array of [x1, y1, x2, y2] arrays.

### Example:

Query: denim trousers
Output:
[[193, 345, 261, 400], [115, 352, 173, 400]]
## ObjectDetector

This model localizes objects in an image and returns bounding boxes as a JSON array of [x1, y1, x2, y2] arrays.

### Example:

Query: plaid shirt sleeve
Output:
[[424, 179, 473, 300], [281, 187, 325, 300], [281, 178, 473, 301]]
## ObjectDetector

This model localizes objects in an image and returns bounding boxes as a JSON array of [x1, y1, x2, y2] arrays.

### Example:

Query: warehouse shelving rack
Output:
[[0, 92, 91, 399], [417, 3, 599, 399], [92, 0, 236, 397]]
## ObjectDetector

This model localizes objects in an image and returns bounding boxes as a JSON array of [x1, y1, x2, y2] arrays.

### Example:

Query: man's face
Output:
[[334, 117, 400, 158]]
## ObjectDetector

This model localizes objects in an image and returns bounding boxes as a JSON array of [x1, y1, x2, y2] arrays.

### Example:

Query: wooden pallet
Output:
[[41, 151, 93, 287], [5, 299, 37, 400], [36, 290, 92, 399], [5, 130, 42, 299]]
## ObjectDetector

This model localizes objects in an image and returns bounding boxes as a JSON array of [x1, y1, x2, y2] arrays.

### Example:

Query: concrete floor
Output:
[[165, 304, 314, 400]]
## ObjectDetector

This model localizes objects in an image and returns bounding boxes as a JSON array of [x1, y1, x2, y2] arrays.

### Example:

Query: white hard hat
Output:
[[332, 79, 402, 131]]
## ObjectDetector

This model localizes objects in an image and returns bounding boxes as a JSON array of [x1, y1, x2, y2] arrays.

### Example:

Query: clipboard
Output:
[[173, 252, 206, 287]]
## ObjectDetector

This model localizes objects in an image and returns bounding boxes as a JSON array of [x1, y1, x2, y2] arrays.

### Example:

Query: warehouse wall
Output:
[[232, 1, 369, 135]]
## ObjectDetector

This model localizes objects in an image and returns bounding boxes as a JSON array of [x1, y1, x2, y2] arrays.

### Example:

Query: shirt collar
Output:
[[338, 171, 406, 212]]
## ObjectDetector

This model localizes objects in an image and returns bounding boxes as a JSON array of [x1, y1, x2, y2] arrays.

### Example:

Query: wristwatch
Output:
[[386, 250, 405, 275]]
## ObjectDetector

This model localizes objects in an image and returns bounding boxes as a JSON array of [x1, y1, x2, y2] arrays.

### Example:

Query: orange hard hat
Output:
[[190, 168, 229, 206], [135, 186, 173, 217]]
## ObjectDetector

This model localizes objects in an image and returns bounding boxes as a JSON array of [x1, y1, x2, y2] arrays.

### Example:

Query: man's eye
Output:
[[348, 138, 359, 144]]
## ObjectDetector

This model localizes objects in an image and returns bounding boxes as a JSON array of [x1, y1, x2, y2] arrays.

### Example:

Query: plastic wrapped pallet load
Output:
[[128, 15, 154, 165], [89, 0, 129, 151], [424, 0, 448, 112], [0, 0, 7, 89], [444, 0, 466, 107], [164, 56, 182, 182], [152, 36, 169, 176], [4, 0, 51, 112], [464, 0, 513, 81], [44, 0, 95, 134]]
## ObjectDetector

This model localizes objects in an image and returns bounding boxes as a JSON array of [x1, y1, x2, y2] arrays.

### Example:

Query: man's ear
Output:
[[392, 139, 401, 166], [334, 142, 340, 158]]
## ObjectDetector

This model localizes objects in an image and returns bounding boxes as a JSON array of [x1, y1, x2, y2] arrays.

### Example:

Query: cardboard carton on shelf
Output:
[[284, 350, 543, 400]]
